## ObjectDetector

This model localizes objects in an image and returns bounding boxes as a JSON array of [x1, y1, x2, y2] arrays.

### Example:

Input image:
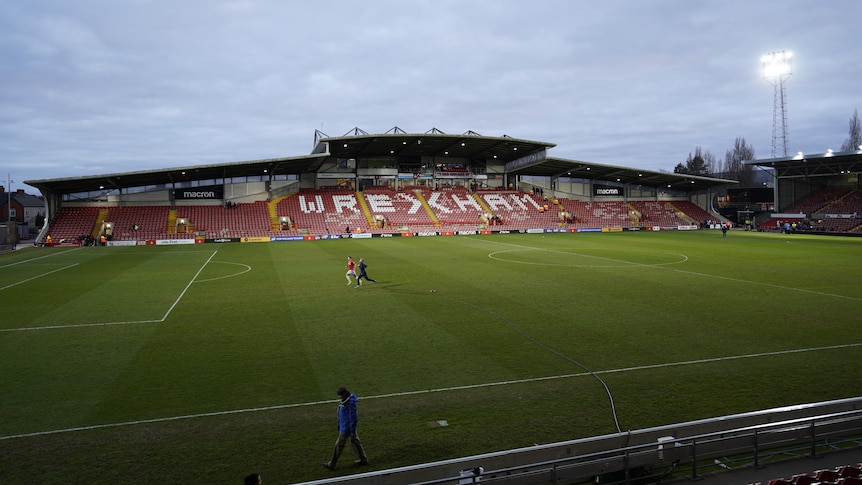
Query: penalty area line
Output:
[[1, 250, 219, 332], [2, 342, 859, 441], [0, 263, 79, 291]]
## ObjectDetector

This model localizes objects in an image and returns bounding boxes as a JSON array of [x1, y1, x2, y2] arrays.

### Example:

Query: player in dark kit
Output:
[[354, 258, 377, 288]]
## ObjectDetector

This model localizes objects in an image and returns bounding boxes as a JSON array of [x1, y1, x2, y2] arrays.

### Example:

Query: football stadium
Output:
[[2, 129, 862, 484]]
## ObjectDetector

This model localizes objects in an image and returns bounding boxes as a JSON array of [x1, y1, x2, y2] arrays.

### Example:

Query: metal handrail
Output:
[[411, 408, 862, 485]]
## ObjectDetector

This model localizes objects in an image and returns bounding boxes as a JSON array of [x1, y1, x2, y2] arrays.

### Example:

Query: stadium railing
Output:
[[291, 397, 862, 485]]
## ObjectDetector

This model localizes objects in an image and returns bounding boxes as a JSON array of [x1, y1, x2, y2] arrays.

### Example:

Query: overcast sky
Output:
[[2, 0, 860, 189]]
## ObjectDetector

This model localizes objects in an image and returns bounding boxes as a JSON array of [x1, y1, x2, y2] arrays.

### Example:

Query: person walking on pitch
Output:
[[323, 386, 369, 470]]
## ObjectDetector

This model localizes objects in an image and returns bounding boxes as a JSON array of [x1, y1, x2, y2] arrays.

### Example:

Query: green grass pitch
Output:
[[1, 230, 860, 483]]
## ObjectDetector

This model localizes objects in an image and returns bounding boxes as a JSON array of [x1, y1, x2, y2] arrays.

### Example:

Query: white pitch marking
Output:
[[2, 342, 858, 441], [194, 261, 252, 282], [661, 267, 862, 302], [0, 250, 219, 332], [0, 247, 83, 269], [472, 237, 860, 301], [488, 247, 688, 268], [0, 263, 79, 291]]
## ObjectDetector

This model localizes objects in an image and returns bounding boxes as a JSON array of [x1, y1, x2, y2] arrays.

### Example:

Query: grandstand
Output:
[[22, 130, 862, 244], [746, 151, 862, 234], [39, 183, 862, 244], [23, 129, 749, 244], [38, 188, 735, 244]]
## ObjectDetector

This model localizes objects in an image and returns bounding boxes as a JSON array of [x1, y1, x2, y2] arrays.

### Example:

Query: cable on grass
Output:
[[433, 290, 623, 434]]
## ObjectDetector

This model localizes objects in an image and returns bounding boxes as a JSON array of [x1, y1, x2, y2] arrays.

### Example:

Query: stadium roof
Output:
[[744, 149, 862, 178], [507, 156, 735, 191], [314, 127, 557, 163], [24, 128, 737, 196], [24, 153, 329, 195]]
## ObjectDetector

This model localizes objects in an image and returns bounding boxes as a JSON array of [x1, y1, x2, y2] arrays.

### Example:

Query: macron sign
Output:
[[174, 185, 224, 200]]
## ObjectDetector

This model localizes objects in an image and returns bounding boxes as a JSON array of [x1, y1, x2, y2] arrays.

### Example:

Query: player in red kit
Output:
[[345, 256, 357, 286]]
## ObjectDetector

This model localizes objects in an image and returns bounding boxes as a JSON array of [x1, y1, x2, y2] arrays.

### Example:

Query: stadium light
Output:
[[762, 50, 793, 158], [762, 51, 793, 78]]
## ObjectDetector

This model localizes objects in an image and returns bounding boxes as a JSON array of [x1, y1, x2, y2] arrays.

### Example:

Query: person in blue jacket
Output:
[[323, 386, 369, 470]]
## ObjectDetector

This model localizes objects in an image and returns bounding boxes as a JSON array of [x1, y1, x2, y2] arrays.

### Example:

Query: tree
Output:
[[722, 137, 756, 187], [674, 147, 715, 175], [840, 109, 861, 151]]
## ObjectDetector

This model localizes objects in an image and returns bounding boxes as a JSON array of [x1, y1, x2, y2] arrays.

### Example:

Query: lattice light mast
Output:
[[762, 50, 793, 158]]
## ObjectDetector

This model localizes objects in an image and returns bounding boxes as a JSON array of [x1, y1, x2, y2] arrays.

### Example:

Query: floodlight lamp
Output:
[[762, 50, 793, 79]]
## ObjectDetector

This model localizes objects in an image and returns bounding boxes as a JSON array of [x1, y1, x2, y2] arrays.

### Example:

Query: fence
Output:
[[293, 397, 862, 485]]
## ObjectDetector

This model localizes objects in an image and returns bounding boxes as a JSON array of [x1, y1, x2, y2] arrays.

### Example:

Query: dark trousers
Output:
[[357, 273, 376, 283], [329, 431, 367, 467]]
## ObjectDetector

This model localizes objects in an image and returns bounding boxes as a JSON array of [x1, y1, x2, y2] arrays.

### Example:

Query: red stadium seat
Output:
[[815, 469, 841, 483], [791, 474, 814, 485]]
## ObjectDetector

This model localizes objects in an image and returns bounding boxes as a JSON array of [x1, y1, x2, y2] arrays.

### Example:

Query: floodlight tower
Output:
[[6, 173, 12, 225], [762, 50, 793, 158]]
